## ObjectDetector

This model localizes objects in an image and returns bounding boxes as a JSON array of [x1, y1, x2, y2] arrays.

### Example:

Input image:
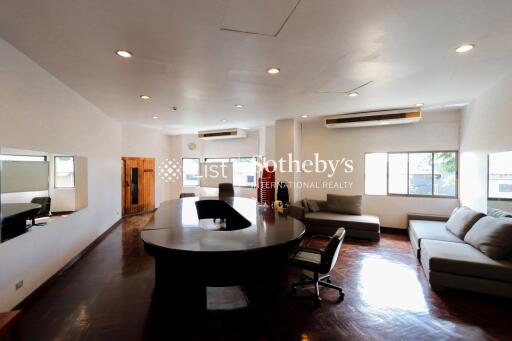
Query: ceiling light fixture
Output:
[[152, 116, 159, 119], [455, 44, 475, 53], [115, 50, 133, 58], [140, 95, 151, 100], [267, 67, 280, 75], [221, 119, 227, 123], [348, 92, 359, 97], [415, 103, 424, 107], [235, 104, 244, 108], [301, 114, 308, 118]]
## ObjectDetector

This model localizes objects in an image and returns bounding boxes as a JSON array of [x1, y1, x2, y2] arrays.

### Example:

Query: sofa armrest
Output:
[[407, 212, 450, 226], [288, 203, 305, 220]]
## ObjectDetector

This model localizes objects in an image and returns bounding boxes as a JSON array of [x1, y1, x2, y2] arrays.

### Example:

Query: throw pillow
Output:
[[307, 200, 321, 212], [301, 199, 310, 213], [445, 206, 485, 239], [326, 194, 362, 215], [464, 216, 512, 259]]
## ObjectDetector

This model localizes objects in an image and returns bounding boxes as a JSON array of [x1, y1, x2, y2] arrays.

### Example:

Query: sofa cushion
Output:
[[306, 200, 321, 212], [304, 212, 379, 232], [421, 239, 512, 283], [301, 199, 310, 213], [464, 216, 512, 259], [326, 194, 362, 215], [445, 206, 485, 239], [487, 207, 512, 219], [409, 220, 463, 251]]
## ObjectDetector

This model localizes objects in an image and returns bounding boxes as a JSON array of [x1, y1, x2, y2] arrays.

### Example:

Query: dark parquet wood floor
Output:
[[18, 213, 512, 341]]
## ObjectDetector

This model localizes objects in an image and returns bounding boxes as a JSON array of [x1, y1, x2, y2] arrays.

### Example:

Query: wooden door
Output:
[[122, 157, 155, 215], [143, 158, 155, 211]]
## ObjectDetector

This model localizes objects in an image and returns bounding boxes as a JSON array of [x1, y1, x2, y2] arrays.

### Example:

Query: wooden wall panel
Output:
[[143, 158, 155, 211]]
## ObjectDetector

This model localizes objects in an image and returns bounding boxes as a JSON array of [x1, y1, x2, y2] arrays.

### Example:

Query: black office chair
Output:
[[179, 193, 195, 198], [30, 197, 52, 226], [218, 183, 234, 199], [290, 227, 346, 303]]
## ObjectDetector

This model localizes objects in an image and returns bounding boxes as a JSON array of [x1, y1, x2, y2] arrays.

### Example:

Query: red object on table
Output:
[[257, 164, 275, 206]]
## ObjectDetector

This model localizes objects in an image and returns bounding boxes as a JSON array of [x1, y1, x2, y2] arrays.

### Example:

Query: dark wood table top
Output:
[[1, 203, 41, 222], [0, 310, 22, 335], [141, 197, 305, 253]]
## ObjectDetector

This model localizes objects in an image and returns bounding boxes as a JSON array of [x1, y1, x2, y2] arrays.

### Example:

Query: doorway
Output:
[[122, 157, 155, 215]]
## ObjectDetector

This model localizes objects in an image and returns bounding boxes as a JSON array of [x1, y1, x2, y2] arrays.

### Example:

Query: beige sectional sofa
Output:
[[289, 194, 381, 241], [409, 208, 512, 298]]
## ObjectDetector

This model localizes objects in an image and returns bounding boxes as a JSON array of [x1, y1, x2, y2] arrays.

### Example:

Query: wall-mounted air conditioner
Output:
[[325, 108, 422, 128], [198, 128, 247, 140]]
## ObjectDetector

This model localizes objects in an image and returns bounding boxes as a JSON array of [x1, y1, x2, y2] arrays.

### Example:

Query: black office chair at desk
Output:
[[290, 227, 346, 304], [218, 183, 234, 199], [30, 197, 51, 226]]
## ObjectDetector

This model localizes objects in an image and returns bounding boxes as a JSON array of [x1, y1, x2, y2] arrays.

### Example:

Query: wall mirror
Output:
[[487, 151, 512, 218], [0, 147, 88, 242]]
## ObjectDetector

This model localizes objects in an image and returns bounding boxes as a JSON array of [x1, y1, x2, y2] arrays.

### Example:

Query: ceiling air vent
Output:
[[325, 108, 421, 128], [198, 128, 247, 140]]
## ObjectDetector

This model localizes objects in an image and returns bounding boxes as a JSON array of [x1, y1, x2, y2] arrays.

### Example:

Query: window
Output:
[[488, 151, 512, 200], [365, 151, 458, 197], [0, 154, 46, 162], [204, 157, 258, 187], [182, 158, 200, 186], [55, 156, 75, 188], [231, 157, 257, 187], [364, 153, 387, 195]]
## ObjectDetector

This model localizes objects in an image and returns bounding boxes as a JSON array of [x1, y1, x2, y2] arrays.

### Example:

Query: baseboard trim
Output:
[[13, 218, 122, 310], [381, 226, 408, 235]]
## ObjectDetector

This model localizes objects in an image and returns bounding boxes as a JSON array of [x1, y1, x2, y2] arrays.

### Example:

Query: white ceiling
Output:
[[1, 0, 512, 134]]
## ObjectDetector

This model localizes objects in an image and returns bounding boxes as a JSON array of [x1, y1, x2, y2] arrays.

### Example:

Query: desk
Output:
[[141, 197, 305, 309], [1, 203, 41, 242]]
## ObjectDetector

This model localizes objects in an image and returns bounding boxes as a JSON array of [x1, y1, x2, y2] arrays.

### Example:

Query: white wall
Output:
[[121, 124, 175, 207], [0, 38, 122, 310], [275, 119, 302, 202], [460, 73, 512, 213], [300, 109, 461, 228]]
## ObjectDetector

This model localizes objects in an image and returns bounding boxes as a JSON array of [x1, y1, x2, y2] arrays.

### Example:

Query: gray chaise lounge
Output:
[[409, 208, 512, 298], [289, 194, 380, 241]]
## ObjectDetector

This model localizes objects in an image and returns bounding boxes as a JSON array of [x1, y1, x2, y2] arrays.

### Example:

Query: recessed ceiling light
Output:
[[455, 44, 475, 53], [235, 104, 244, 108], [115, 50, 133, 58], [221, 119, 227, 123], [348, 92, 359, 97], [267, 67, 280, 75], [140, 95, 151, 100], [415, 103, 424, 107], [152, 116, 159, 119], [301, 114, 308, 118]]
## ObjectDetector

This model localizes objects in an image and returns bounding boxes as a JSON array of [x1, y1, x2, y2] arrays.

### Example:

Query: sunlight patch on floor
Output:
[[359, 255, 428, 313]]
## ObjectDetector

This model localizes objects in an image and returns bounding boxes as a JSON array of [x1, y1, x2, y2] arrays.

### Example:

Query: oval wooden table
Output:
[[141, 197, 305, 311]]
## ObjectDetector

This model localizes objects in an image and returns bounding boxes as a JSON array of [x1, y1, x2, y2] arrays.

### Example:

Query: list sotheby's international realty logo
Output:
[[158, 153, 354, 189]]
